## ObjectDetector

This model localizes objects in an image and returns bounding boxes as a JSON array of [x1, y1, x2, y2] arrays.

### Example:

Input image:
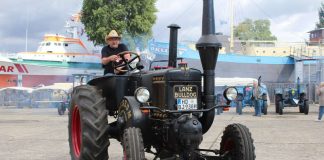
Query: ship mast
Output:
[[25, 10, 30, 53], [65, 13, 82, 39], [230, 0, 234, 53]]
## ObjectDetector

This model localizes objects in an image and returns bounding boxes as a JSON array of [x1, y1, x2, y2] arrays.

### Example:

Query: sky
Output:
[[0, 0, 323, 52]]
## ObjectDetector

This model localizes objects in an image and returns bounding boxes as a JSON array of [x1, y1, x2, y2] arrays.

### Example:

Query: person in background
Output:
[[316, 82, 324, 121], [252, 81, 262, 117]]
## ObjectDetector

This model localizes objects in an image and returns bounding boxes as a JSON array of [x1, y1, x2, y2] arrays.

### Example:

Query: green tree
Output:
[[234, 19, 277, 41], [316, 2, 324, 29], [81, 0, 157, 50]]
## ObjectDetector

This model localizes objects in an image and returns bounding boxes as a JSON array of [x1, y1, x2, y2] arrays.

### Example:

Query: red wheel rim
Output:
[[72, 105, 81, 158]]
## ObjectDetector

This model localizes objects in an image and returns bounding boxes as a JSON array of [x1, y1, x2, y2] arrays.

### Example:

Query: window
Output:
[[46, 42, 51, 46], [64, 43, 68, 47]]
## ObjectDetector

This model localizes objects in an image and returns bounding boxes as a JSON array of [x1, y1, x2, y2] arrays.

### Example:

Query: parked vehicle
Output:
[[274, 77, 309, 115], [236, 76, 268, 115], [0, 87, 33, 108]]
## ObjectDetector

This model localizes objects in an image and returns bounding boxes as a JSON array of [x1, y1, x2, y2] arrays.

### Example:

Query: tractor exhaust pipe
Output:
[[168, 24, 181, 68], [196, 0, 222, 133]]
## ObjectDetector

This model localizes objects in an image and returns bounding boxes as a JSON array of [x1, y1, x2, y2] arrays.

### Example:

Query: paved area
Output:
[[0, 105, 323, 160]]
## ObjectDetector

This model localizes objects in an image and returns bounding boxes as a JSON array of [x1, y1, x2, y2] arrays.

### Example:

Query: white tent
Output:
[[214, 77, 258, 87]]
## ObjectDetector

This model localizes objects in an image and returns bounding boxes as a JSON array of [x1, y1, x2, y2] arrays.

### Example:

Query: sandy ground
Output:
[[0, 104, 323, 160]]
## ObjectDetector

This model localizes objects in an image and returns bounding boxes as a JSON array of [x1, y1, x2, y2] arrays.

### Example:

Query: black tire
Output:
[[236, 101, 243, 115], [299, 94, 306, 113], [275, 95, 280, 113], [304, 101, 309, 115], [58, 103, 65, 115], [220, 123, 255, 160], [299, 106, 304, 113], [122, 127, 145, 160], [279, 101, 283, 115], [262, 101, 268, 115], [68, 85, 109, 160]]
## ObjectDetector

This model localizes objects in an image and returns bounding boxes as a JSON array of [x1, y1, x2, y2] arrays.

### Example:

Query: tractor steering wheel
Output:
[[113, 51, 141, 74]]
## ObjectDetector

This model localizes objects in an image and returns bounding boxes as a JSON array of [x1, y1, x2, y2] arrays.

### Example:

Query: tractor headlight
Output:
[[223, 87, 238, 101], [135, 87, 150, 103]]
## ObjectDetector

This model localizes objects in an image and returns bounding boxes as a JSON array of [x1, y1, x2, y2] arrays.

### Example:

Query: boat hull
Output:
[[0, 60, 102, 88]]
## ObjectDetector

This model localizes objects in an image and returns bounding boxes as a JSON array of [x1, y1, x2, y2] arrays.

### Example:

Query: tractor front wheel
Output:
[[122, 127, 145, 160], [275, 95, 280, 113], [68, 85, 110, 160], [220, 123, 255, 160], [304, 101, 309, 115], [299, 106, 304, 113], [278, 101, 283, 115]]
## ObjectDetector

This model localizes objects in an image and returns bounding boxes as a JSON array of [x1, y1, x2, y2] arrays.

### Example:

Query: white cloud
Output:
[[153, 0, 323, 43], [271, 11, 318, 42], [0, 0, 323, 52]]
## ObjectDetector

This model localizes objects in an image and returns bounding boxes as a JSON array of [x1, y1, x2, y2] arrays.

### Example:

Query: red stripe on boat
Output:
[[14, 64, 24, 73]]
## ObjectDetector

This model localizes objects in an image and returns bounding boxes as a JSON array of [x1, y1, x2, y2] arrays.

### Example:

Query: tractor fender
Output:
[[299, 93, 307, 100], [117, 97, 149, 135], [298, 92, 308, 104]]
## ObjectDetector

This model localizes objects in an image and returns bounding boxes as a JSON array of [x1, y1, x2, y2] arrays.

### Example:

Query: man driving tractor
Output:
[[101, 30, 130, 75]]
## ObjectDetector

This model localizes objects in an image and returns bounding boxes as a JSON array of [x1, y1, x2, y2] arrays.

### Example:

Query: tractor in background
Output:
[[236, 76, 268, 115], [275, 77, 309, 115]]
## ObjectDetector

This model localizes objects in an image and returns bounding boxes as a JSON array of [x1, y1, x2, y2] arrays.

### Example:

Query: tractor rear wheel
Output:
[[122, 127, 145, 160], [68, 85, 109, 160], [220, 123, 255, 160], [304, 101, 309, 115]]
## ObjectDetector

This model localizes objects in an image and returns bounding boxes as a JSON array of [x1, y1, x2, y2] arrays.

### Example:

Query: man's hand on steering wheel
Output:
[[112, 51, 141, 74]]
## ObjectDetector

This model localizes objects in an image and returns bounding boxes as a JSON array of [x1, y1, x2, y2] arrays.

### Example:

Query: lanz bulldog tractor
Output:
[[68, 1, 255, 159], [274, 77, 309, 115]]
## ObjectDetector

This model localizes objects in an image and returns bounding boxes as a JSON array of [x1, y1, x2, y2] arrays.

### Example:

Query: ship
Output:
[[0, 13, 102, 88]]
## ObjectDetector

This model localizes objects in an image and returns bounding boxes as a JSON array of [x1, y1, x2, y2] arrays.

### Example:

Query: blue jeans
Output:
[[319, 106, 324, 120], [216, 107, 223, 115], [254, 100, 262, 116]]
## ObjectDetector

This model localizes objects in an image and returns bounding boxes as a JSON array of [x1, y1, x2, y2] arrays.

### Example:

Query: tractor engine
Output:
[[168, 114, 203, 152], [139, 68, 204, 152]]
